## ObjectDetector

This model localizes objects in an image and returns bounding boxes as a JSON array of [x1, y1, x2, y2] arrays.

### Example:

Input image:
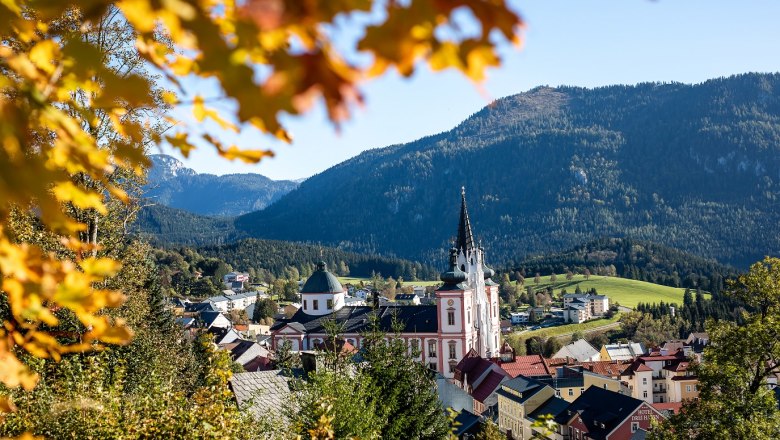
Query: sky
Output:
[[156, 0, 780, 180]]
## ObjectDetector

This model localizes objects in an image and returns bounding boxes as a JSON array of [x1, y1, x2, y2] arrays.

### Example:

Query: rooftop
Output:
[[230, 370, 292, 418], [272, 304, 439, 334], [496, 354, 552, 378]]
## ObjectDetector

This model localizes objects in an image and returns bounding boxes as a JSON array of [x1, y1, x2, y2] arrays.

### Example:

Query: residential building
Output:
[[496, 375, 568, 440], [600, 342, 646, 361], [562, 293, 610, 324], [510, 312, 529, 325], [553, 339, 601, 363], [494, 342, 553, 378], [553, 387, 665, 440], [395, 293, 421, 305], [271, 190, 502, 379], [537, 366, 629, 403], [621, 349, 698, 404], [454, 349, 511, 415]]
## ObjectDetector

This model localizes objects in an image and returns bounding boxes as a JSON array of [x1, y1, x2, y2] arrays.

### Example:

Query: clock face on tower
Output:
[[447, 299, 454, 306]]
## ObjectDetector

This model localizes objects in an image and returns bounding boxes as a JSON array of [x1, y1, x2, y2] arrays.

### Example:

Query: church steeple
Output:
[[456, 187, 475, 253]]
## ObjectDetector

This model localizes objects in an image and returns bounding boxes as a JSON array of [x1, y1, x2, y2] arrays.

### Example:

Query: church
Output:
[[270, 189, 501, 379]]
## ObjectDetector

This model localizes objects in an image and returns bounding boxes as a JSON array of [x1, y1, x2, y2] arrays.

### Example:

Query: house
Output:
[[413, 286, 427, 298], [537, 365, 629, 403], [510, 312, 529, 325], [344, 296, 367, 307], [230, 370, 292, 419], [620, 349, 698, 404], [436, 373, 474, 413], [600, 342, 646, 361], [553, 387, 665, 440], [562, 293, 610, 324], [175, 316, 195, 328], [199, 311, 232, 329], [223, 272, 250, 291], [496, 375, 569, 440], [454, 349, 511, 415], [354, 289, 370, 300], [451, 409, 484, 439], [395, 293, 421, 305], [494, 342, 553, 378], [184, 301, 218, 314], [553, 339, 601, 362], [210, 326, 242, 344], [222, 339, 271, 366]]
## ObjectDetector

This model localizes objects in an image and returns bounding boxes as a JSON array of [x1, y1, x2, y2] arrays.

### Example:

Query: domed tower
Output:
[[300, 261, 345, 316]]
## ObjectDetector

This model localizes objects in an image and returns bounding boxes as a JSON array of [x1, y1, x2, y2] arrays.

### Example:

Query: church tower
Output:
[[452, 188, 500, 359]]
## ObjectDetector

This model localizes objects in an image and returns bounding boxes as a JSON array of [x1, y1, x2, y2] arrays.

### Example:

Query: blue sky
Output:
[[157, 0, 780, 180]]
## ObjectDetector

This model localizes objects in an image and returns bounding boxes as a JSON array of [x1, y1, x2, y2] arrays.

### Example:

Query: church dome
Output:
[[483, 264, 496, 281], [440, 248, 467, 285], [301, 261, 344, 293]]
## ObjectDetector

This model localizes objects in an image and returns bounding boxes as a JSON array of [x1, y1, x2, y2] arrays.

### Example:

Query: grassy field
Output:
[[338, 277, 441, 287], [524, 274, 706, 308], [519, 314, 622, 339]]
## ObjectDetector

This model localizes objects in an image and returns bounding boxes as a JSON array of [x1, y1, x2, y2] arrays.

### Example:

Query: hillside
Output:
[[133, 204, 245, 247], [512, 237, 739, 293], [235, 73, 780, 268], [525, 274, 703, 309], [144, 154, 298, 217]]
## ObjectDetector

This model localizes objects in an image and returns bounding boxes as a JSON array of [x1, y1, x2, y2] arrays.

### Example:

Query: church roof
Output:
[[301, 261, 344, 294], [456, 187, 475, 253], [271, 305, 439, 334]]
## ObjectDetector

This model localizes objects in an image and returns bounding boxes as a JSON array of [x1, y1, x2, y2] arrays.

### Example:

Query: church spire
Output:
[[456, 187, 475, 253]]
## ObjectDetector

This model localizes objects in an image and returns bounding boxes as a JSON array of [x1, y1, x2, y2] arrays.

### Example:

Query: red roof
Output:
[[652, 402, 683, 414], [242, 356, 273, 372], [495, 355, 551, 377], [471, 370, 509, 403], [578, 360, 632, 378]]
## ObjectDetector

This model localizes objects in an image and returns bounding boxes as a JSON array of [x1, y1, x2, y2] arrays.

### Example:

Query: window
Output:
[[428, 341, 437, 358], [303, 300, 307, 310], [580, 387, 585, 394], [467, 310, 471, 324], [447, 309, 455, 326], [410, 339, 419, 354], [428, 362, 437, 371], [449, 363, 456, 373], [642, 377, 647, 385], [313, 300, 319, 310], [686, 385, 692, 392], [603, 384, 608, 389], [643, 391, 648, 398], [326, 299, 333, 309], [631, 422, 639, 433], [694, 384, 698, 391], [449, 342, 457, 360], [568, 388, 574, 396]]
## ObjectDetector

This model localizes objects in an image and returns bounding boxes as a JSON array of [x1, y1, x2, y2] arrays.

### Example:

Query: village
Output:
[[164, 194, 737, 440]]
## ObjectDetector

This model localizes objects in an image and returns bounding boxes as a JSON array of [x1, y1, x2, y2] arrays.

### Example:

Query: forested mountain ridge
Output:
[[144, 154, 299, 217], [235, 73, 780, 268]]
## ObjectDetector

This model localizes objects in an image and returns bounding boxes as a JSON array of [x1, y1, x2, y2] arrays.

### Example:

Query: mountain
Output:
[[144, 154, 299, 217], [235, 73, 780, 268], [511, 237, 740, 293], [133, 204, 245, 247]]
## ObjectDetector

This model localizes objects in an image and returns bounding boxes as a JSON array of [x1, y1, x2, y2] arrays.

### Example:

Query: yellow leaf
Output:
[[51, 182, 108, 214]]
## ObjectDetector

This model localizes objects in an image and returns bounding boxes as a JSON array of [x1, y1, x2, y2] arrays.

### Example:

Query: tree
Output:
[[652, 257, 780, 439], [584, 268, 591, 280], [360, 315, 451, 439], [570, 331, 584, 343], [566, 270, 574, 281], [476, 419, 504, 440], [0, 0, 524, 422], [253, 297, 278, 323], [534, 272, 542, 285]]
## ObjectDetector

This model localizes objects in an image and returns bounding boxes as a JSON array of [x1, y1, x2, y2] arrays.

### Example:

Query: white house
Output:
[[510, 312, 529, 325]]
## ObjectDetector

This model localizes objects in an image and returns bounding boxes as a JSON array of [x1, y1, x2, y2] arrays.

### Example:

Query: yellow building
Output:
[[497, 376, 568, 440]]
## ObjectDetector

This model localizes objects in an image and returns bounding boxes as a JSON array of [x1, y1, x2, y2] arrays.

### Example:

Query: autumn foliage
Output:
[[0, 0, 522, 422]]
